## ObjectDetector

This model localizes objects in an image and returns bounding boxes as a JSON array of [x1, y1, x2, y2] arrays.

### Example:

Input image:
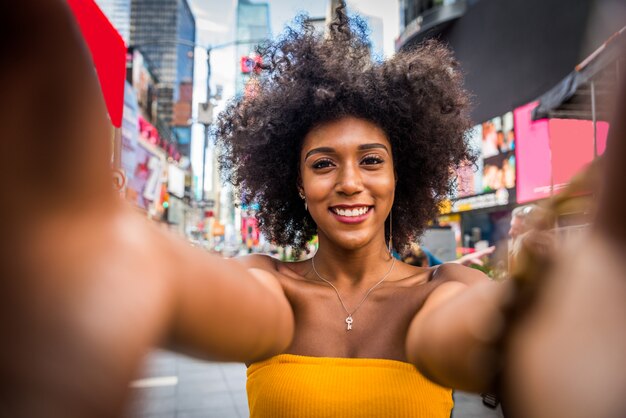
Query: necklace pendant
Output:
[[345, 315, 353, 331]]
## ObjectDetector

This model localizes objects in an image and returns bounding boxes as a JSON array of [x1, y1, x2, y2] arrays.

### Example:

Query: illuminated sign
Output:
[[451, 188, 510, 212]]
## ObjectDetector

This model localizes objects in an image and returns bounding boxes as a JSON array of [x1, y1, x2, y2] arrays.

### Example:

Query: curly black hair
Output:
[[216, 4, 474, 253]]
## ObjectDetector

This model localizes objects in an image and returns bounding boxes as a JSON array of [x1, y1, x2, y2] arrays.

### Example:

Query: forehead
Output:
[[301, 117, 391, 153]]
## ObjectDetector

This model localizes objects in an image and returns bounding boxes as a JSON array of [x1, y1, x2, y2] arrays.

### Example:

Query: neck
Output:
[[313, 233, 393, 287]]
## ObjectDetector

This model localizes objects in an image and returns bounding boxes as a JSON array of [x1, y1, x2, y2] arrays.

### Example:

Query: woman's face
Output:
[[299, 117, 395, 251]]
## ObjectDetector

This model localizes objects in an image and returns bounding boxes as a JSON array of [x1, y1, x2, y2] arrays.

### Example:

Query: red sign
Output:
[[67, 0, 126, 128], [240, 55, 263, 74]]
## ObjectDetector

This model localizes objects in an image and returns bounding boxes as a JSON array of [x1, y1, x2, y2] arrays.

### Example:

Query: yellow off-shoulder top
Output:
[[246, 354, 453, 418]]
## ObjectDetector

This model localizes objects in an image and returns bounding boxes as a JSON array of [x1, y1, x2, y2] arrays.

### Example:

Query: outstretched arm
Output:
[[164, 243, 294, 362], [405, 263, 505, 392], [407, 69, 626, 416], [1, 1, 293, 416]]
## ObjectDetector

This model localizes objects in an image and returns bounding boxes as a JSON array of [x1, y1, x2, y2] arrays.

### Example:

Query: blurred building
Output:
[[94, 0, 131, 44], [396, 0, 625, 270], [130, 0, 196, 157], [226, 0, 272, 249], [235, 0, 271, 95], [396, 0, 621, 123]]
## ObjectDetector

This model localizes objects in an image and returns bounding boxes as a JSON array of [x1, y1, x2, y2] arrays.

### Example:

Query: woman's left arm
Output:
[[405, 263, 510, 392]]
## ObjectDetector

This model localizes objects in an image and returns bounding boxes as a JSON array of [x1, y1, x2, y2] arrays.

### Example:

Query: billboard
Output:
[[549, 118, 609, 188], [515, 102, 609, 204], [481, 112, 516, 193], [121, 81, 139, 181], [128, 48, 158, 123], [451, 112, 516, 211], [126, 141, 165, 210]]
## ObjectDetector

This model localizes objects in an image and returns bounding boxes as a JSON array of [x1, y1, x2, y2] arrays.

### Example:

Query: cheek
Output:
[[368, 172, 396, 197], [301, 174, 332, 202]]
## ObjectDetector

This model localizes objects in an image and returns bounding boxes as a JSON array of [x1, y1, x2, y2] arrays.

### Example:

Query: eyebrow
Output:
[[304, 143, 389, 160]]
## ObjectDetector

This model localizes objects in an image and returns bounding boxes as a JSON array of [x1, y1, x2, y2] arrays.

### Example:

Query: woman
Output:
[[216, 7, 505, 417], [1, 1, 524, 417]]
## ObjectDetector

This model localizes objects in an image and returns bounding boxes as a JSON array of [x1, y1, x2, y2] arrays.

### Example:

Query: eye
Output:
[[361, 155, 384, 165], [312, 158, 335, 169]]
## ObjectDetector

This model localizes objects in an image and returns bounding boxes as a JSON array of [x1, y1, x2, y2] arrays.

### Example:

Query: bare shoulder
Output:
[[390, 260, 432, 287], [234, 253, 279, 272], [234, 254, 312, 282], [419, 264, 490, 310], [431, 262, 489, 287]]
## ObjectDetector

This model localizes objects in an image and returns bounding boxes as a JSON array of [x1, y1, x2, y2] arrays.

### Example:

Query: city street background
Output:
[[80, 0, 625, 416]]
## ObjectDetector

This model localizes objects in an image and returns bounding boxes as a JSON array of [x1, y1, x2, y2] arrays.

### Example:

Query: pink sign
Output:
[[514, 102, 552, 203], [515, 102, 610, 204], [596, 122, 610, 156], [549, 119, 610, 190]]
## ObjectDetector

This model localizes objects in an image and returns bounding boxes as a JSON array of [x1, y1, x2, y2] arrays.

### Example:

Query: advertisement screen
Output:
[[126, 142, 165, 210], [482, 153, 516, 192], [121, 81, 138, 181], [481, 111, 516, 193], [130, 49, 158, 122], [452, 112, 516, 211], [515, 102, 610, 203]]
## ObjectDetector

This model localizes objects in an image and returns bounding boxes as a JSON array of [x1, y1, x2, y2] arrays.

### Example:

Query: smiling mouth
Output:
[[329, 206, 372, 217]]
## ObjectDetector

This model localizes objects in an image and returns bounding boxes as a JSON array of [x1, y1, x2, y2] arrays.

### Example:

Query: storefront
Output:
[[125, 131, 168, 220], [439, 111, 518, 255]]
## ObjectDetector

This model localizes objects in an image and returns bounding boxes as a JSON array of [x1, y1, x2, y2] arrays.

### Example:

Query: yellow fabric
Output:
[[247, 354, 453, 418]]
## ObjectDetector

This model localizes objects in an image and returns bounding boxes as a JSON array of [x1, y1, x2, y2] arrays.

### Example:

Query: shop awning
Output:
[[532, 26, 626, 121]]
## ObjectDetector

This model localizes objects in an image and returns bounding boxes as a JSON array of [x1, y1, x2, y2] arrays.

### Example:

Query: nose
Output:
[[335, 162, 364, 196]]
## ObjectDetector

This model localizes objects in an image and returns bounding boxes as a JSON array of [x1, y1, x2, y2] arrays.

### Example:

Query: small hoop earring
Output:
[[388, 210, 393, 254], [298, 190, 307, 211]]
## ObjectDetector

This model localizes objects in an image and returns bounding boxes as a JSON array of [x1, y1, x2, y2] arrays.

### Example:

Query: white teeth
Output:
[[332, 207, 369, 217]]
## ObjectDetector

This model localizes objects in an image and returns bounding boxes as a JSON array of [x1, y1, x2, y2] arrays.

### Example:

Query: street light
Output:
[[197, 39, 267, 203]]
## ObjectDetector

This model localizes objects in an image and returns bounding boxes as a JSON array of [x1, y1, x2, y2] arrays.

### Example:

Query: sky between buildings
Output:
[[188, 0, 399, 185]]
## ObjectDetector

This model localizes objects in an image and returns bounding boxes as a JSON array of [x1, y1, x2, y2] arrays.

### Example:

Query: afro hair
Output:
[[216, 3, 475, 253]]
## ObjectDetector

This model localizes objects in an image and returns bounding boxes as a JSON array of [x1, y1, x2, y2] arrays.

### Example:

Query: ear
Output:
[[296, 177, 303, 194]]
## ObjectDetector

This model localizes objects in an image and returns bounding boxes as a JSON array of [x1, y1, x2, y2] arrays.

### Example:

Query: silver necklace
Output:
[[311, 256, 396, 331]]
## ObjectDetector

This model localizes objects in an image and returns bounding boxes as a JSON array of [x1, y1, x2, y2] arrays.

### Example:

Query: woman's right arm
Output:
[[158, 228, 294, 363]]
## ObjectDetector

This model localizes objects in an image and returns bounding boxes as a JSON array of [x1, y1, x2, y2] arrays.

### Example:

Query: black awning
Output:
[[532, 27, 626, 121]]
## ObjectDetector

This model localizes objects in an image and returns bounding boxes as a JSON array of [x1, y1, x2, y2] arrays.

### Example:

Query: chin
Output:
[[325, 231, 376, 250]]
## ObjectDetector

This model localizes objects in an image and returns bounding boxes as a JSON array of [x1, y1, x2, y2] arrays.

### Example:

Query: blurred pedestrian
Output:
[[402, 243, 429, 267]]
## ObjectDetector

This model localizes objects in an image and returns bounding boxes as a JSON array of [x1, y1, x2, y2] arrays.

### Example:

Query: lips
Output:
[[329, 205, 373, 224]]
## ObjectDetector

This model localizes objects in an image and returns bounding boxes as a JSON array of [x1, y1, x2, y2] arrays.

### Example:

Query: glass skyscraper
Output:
[[130, 0, 196, 157], [94, 0, 131, 44]]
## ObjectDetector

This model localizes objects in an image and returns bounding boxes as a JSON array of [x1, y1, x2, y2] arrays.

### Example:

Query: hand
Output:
[[452, 246, 496, 266], [1, 2, 176, 416], [500, 69, 626, 417]]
